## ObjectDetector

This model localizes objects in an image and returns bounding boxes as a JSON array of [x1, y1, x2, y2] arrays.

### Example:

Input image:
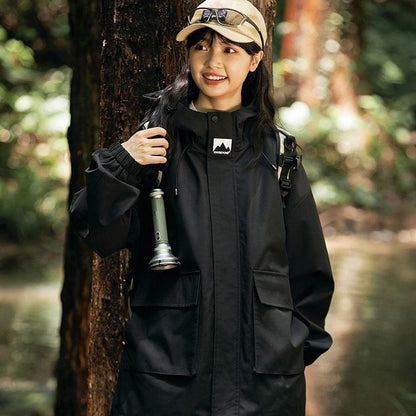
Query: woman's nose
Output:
[[206, 48, 222, 68]]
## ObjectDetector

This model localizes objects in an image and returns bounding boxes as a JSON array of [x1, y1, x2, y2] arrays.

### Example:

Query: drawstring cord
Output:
[[262, 152, 278, 172]]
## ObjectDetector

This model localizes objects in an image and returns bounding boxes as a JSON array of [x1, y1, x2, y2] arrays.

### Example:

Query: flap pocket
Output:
[[252, 270, 305, 375], [131, 269, 200, 308], [253, 270, 293, 310]]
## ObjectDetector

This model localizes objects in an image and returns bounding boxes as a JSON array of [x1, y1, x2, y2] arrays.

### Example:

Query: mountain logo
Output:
[[213, 138, 232, 155]]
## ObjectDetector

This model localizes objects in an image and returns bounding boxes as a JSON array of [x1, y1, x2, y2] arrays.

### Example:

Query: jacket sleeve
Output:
[[69, 142, 157, 257], [283, 165, 334, 366]]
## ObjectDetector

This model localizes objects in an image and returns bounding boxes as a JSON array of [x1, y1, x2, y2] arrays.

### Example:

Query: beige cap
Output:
[[176, 0, 267, 49]]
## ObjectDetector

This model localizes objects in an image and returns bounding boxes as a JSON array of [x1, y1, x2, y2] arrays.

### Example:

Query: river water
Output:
[[0, 233, 415, 416]]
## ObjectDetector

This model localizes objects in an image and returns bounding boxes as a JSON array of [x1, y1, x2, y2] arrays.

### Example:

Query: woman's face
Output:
[[189, 34, 263, 112]]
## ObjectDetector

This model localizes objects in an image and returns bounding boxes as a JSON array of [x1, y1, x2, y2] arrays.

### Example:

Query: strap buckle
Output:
[[276, 130, 302, 198]]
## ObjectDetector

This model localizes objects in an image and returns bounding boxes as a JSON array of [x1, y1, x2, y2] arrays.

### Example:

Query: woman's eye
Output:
[[225, 47, 236, 54], [194, 44, 207, 51]]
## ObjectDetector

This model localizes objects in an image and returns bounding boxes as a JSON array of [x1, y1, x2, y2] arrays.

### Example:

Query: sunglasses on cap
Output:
[[188, 8, 264, 50]]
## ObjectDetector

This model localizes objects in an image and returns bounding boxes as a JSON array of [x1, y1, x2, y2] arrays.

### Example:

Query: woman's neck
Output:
[[193, 96, 242, 113]]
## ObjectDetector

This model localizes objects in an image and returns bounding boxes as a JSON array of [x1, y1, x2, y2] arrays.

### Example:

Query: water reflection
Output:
[[0, 253, 61, 416], [0, 235, 415, 415], [306, 235, 416, 416]]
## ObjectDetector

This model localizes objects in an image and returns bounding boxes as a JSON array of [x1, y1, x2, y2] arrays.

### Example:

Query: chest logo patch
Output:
[[213, 138, 232, 155]]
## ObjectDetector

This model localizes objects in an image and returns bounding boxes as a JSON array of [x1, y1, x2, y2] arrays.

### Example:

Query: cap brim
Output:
[[176, 23, 254, 45]]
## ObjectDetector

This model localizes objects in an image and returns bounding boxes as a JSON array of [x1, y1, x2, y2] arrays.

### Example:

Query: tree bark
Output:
[[58, 2, 276, 415], [55, 1, 101, 415], [255, 0, 277, 70]]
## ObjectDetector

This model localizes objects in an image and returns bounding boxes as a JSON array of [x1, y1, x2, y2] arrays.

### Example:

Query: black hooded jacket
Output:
[[70, 101, 334, 416]]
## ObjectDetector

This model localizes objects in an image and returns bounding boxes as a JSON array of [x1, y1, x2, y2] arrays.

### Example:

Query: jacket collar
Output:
[[173, 100, 258, 155]]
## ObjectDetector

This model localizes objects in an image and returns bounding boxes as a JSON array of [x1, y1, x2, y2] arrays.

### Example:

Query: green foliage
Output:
[[275, 0, 416, 212], [0, 0, 70, 68], [277, 96, 415, 210], [363, 1, 416, 102], [0, 25, 70, 241]]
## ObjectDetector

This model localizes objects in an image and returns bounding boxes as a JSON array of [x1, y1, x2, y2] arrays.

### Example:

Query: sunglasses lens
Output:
[[201, 9, 211, 23], [217, 9, 228, 23]]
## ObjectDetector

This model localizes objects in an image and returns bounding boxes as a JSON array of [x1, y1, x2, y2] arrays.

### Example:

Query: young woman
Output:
[[70, 0, 334, 414]]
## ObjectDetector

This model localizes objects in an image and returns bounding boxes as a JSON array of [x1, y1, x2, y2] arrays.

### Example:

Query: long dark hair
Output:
[[140, 28, 277, 162]]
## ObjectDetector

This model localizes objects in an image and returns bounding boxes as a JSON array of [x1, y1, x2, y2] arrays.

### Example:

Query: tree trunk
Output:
[[329, 0, 364, 114], [54, 1, 101, 415], [256, 0, 277, 70], [280, 0, 326, 106], [58, 2, 276, 415], [280, 0, 363, 111]]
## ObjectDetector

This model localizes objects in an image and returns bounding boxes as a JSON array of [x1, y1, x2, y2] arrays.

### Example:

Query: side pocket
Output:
[[127, 269, 200, 376], [253, 270, 309, 375]]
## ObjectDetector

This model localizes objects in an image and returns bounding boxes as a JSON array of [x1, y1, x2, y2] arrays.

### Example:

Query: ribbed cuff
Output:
[[108, 141, 143, 178]]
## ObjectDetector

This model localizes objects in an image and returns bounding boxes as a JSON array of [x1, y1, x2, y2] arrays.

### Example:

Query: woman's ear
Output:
[[249, 51, 264, 72]]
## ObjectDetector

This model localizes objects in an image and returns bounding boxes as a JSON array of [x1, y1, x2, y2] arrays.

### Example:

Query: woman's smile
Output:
[[202, 72, 228, 85]]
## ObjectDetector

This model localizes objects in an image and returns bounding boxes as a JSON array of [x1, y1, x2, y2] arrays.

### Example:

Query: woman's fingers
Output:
[[138, 126, 167, 139], [143, 145, 167, 156], [122, 127, 169, 165], [145, 137, 169, 150], [139, 154, 167, 165]]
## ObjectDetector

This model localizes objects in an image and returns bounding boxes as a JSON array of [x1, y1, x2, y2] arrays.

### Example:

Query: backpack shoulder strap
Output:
[[275, 127, 302, 198]]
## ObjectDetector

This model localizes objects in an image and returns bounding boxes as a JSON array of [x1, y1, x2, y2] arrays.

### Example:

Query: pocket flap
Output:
[[131, 270, 200, 308], [253, 270, 293, 310]]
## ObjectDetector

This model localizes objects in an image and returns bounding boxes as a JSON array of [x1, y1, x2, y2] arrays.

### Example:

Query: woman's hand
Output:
[[121, 127, 169, 165]]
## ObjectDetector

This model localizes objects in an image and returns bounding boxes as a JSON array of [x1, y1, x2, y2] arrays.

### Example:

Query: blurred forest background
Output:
[[0, 0, 415, 415], [1, 0, 415, 243]]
